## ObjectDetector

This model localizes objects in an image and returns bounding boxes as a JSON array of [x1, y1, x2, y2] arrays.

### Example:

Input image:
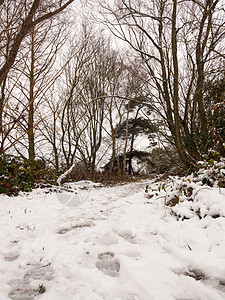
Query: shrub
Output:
[[0, 156, 57, 196], [144, 153, 225, 220]]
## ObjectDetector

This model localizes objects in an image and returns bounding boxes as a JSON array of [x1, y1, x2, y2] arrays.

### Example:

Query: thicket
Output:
[[0, 156, 57, 196]]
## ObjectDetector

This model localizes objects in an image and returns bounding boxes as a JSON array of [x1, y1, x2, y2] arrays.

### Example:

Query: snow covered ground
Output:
[[0, 178, 225, 300]]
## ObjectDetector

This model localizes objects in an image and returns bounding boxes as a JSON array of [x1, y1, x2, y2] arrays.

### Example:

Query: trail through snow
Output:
[[0, 180, 225, 300]]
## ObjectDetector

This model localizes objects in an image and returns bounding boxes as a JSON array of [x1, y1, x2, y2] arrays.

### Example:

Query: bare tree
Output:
[[75, 36, 133, 173], [0, 0, 75, 85], [59, 35, 93, 169], [37, 88, 62, 171], [0, 0, 75, 156], [16, 18, 66, 159], [102, 0, 225, 166], [58, 29, 134, 174]]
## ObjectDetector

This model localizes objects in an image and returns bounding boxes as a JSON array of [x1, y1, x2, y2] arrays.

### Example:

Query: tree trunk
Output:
[[128, 133, 135, 175], [123, 100, 130, 175], [0, 77, 6, 137], [28, 28, 35, 160], [171, 0, 189, 166]]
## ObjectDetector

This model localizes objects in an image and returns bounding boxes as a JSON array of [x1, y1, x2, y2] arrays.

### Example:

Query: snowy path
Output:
[[0, 181, 225, 300]]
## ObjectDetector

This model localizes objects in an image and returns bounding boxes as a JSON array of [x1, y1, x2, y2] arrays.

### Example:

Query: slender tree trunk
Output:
[[193, 0, 215, 136], [28, 28, 35, 160], [128, 107, 140, 175], [123, 100, 130, 175], [0, 27, 10, 155], [128, 133, 135, 175], [0, 77, 6, 136], [53, 113, 59, 172], [171, 0, 189, 166]]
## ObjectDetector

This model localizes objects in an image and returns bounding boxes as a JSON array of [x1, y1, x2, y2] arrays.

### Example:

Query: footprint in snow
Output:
[[57, 220, 95, 234], [113, 229, 137, 244], [8, 263, 53, 300], [3, 243, 20, 262], [4, 251, 19, 262], [95, 252, 120, 277]]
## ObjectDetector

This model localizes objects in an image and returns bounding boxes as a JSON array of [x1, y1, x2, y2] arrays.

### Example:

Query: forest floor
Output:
[[0, 177, 225, 300]]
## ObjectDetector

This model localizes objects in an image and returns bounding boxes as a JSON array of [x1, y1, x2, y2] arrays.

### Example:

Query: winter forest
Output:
[[0, 0, 225, 299]]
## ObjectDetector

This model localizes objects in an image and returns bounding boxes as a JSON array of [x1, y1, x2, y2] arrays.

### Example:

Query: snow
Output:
[[0, 179, 225, 300], [56, 164, 76, 186]]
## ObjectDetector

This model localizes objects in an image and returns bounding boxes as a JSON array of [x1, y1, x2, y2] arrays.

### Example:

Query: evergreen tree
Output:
[[116, 98, 155, 174]]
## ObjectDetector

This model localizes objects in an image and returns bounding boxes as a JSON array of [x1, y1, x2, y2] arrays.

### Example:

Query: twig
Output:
[[193, 187, 213, 200], [126, 200, 133, 204]]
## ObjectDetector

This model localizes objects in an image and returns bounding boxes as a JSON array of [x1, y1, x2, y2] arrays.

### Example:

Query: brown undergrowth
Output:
[[67, 167, 152, 186]]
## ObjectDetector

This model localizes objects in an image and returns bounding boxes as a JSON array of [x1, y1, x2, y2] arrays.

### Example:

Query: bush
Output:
[[0, 156, 57, 196], [144, 153, 225, 220], [147, 147, 181, 174]]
